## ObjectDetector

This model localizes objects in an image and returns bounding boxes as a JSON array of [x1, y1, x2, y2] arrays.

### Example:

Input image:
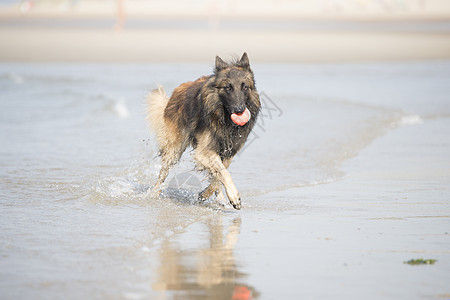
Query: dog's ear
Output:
[[239, 52, 250, 69], [215, 55, 228, 71]]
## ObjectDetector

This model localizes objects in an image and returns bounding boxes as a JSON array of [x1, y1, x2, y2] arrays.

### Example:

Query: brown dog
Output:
[[147, 53, 260, 209]]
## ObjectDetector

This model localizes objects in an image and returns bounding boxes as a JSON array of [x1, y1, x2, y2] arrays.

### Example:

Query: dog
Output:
[[146, 53, 260, 209]]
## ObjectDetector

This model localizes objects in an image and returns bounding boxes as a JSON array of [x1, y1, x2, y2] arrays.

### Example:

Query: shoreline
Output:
[[1, 27, 450, 63], [1, 0, 450, 63]]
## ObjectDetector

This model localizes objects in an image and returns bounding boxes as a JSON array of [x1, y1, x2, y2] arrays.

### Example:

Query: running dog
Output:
[[147, 53, 260, 209]]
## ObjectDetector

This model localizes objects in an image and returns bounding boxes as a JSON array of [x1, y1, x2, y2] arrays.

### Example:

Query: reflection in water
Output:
[[153, 216, 259, 299]]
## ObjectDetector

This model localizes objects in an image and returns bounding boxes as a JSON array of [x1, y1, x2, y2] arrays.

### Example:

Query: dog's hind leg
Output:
[[151, 162, 170, 197], [151, 134, 189, 197], [151, 149, 182, 197], [147, 86, 192, 197], [150, 123, 189, 197], [198, 180, 228, 208]]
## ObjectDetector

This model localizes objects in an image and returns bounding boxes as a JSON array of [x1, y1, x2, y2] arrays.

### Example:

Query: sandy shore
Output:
[[1, 0, 450, 63], [1, 25, 450, 63]]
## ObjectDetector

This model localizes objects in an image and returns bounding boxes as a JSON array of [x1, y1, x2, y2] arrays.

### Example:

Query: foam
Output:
[[398, 114, 424, 127], [113, 100, 130, 119]]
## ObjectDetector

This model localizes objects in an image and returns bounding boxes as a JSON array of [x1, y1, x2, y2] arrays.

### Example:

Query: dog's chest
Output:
[[217, 125, 250, 159]]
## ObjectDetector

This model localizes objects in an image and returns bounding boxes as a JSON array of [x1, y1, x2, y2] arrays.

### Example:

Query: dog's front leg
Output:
[[195, 152, 241, 210], [198, 158, 231, 202]]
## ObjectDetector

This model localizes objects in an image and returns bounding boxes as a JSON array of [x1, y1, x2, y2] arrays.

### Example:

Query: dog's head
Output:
[[214, 53, 256, 122]]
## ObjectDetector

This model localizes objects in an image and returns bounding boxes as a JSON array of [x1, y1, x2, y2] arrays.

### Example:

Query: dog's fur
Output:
[[146, 53, 260, 209]]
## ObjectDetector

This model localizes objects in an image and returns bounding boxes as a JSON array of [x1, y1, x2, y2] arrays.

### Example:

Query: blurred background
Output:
[[0, 0, 449, 62]]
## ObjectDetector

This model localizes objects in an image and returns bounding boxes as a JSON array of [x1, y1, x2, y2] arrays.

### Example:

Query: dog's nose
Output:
[[233, 106, 245, 115]]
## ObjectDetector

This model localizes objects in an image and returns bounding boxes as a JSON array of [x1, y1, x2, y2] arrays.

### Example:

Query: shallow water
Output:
[[1, 62, 449, 299]]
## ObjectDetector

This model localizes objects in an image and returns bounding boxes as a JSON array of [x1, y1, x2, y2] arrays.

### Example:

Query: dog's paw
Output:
[[230, 198, 241, 210], [225, 186, 241, 210], [198, 192, 205, 202]]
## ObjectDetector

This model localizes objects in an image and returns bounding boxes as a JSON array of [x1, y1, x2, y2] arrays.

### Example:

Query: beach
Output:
[[1, 0, 450, 63], [1, 1, 450, 299], [1, 26, 450, 63]]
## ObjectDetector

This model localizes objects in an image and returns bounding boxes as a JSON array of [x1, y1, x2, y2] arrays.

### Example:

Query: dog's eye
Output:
[[242, 85, 249, 91], [225, 85, 232, 92]]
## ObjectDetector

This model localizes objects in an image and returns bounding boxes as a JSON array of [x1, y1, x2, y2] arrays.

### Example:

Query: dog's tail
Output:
[[146, 85, 172, 153], [146, 85, 169, 133]]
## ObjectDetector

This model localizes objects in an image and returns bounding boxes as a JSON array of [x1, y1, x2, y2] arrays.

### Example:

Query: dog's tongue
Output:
[[231, 108, 251, 126]]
